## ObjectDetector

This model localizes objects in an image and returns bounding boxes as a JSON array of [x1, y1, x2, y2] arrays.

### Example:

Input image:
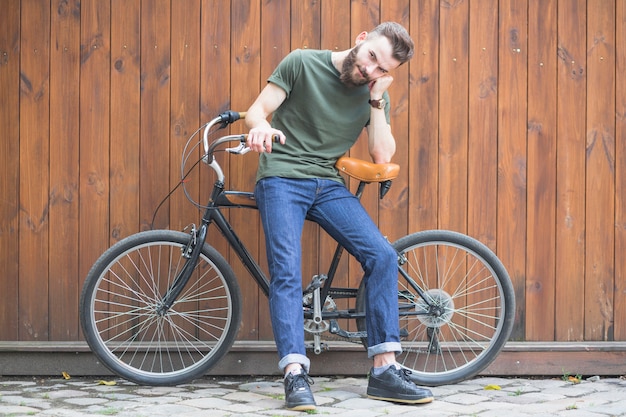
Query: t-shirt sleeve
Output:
[[267, 49, 303, 98]]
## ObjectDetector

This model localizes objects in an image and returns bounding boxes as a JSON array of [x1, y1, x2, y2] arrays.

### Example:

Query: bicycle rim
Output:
[[357, 230, 515, 386], [80, 230, 241, 386]]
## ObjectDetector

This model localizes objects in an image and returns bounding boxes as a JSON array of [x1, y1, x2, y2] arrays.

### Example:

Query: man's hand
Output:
[[247, 126, 286, 153], [368, 74, 394, 99]]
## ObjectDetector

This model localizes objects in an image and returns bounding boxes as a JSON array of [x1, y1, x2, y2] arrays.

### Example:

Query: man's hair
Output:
[[369, 22, 414, 64]]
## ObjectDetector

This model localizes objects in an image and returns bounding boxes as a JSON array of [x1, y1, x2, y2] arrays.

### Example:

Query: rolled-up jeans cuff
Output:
[[278, 354, 311, 374], [367, 342, 402, 359]]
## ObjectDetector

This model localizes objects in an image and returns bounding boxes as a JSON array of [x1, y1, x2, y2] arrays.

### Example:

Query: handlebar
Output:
[[199, 110, 279, 183]]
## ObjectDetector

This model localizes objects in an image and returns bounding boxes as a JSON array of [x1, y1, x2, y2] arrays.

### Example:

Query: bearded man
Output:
[[245, 22, 433, 411]]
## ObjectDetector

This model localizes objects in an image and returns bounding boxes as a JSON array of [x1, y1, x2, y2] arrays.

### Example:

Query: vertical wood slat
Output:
[[289, 1, 319, 293], [78, 0, 110, 317], [585, 1, 615, 341], [438, 0, 468, 234], [345, 0, 380, 308], [255, 0, 291, 340], [49, 0, 81, 340], [230, 0, 262, 340], [468, 0, 498, 250], [0, 0, 21, 340], [19, 0, 51, 341], [408, 0, 439, 235], [525, 0, 557, 340], [199, 0, 231, 297], [317, 0, 352, 332], [170, 0, 200, 233], [110, 0, 140, 245], [615, 0, 626, 341], [498, 0, 528, 340], [140, 0, 171, 231], [379, 0, 411, 244], [555, 0, 586, 341]]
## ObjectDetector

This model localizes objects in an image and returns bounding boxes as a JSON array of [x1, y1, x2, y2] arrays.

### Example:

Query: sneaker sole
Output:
[[287, 403, 317, 411], [367, 394, 434, 404]]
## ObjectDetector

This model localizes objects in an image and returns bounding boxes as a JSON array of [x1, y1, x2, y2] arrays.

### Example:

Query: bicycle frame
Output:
[[174, 112, 412, 310]]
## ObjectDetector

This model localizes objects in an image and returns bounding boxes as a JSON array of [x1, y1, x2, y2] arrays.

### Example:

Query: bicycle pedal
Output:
[[305, 342, 329, 352]]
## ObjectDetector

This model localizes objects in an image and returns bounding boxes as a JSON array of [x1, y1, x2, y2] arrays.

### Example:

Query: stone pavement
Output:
[[1, 374, 626, 417]]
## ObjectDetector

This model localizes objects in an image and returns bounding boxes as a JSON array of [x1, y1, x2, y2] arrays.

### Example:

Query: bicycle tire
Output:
[[79, 229, 242, 386], [355, 229, 515, 386]]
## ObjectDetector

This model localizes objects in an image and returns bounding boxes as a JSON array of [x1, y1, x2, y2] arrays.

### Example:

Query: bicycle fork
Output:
[[156, 223, 207, 315]]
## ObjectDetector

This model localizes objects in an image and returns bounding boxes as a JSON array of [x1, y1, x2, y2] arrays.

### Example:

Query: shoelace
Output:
[[287, 372, 314, 391], [396, 367, 416, 385]]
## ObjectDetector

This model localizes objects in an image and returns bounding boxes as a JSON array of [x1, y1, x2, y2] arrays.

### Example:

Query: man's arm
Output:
[[245, 82, 287, 153], [366, 75, 396, 163]]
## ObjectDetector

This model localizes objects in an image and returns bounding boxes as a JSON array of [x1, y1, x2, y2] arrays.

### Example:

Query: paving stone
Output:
[[177, 396, 232, 408], [63, 397, 109, 406], [0, 404, 41, 414], [2, 375, 626, 416], [443, 392, 491, 405]]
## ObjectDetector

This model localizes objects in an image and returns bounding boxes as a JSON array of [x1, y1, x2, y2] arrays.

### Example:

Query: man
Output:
[[245, 22, 433, 411]]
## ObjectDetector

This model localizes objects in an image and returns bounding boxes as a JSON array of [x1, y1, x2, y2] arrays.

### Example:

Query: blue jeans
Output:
[[255, 177, 402, 373]]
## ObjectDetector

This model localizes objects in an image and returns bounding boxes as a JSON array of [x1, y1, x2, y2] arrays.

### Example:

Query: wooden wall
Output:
[[1, 0, 625, 348]]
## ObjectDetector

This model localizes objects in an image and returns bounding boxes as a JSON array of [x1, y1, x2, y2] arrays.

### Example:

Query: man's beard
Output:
[[339, 45, 369, 87]]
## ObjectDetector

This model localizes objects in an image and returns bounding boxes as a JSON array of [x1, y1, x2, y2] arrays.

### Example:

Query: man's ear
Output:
[[355, 31, 368, 44]]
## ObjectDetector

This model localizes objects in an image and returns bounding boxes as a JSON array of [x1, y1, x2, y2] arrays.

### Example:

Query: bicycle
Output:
[[79, 110, 515, 387]]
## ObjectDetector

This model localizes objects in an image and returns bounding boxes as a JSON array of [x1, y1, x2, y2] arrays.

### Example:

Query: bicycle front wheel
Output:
[[356, 230, 515, 386], [80, 230, 242, 386]]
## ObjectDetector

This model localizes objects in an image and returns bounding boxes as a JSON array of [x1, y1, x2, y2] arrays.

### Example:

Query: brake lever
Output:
[[225, 143, 252, 155], [226, 134, 281, 155]]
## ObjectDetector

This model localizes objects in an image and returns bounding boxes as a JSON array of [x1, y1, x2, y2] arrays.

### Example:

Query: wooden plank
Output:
[[497, 0, 528, 340], [230, 0, 262, 340], [408, 0, 439, 234], [110, 0, 140, 244], [615, 0, 626, 341], [79, 0, 111, 310], [346, 0, 380, 317], [170, 0, 200, 232], [199, 1, 231, 283], [438, 0, 469, 234], [19, 0, 51, 341], [140, 0, 171, 231], [3, 341, 626, 377], [290, 0, 321, 279], [291, 0, 321, 50], [525, 0, 557, 341], [378, 0, 411, 243], [252, 0, 291, 341], [318, 0, 352, 332], [555, 0, 586, 341], [49, 0, 81, 340], [468, 0, 498, 250], [0, 0, 20, 341], [585, 1, 615, 341]]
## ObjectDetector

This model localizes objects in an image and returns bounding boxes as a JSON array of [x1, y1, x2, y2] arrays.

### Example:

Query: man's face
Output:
[[340, 35, 401, 87]]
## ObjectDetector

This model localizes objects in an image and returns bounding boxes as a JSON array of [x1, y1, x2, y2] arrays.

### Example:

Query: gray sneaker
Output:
[[284, 370, 316, 411], [367, 366, 434, 404]]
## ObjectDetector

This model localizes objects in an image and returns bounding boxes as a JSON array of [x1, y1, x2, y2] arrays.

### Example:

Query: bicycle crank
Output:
[[302, 288, 337, 354]]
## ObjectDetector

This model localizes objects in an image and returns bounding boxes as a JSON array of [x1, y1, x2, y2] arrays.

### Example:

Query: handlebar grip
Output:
[[218, 110, 246, 127]]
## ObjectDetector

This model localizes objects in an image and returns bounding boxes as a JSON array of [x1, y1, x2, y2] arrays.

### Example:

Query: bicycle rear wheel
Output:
[[356, 230, 515, 386], [80, 230, 242, 386]]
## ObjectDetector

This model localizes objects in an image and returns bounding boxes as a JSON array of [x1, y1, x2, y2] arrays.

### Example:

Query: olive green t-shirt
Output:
[[256, 49, 391, 183]]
